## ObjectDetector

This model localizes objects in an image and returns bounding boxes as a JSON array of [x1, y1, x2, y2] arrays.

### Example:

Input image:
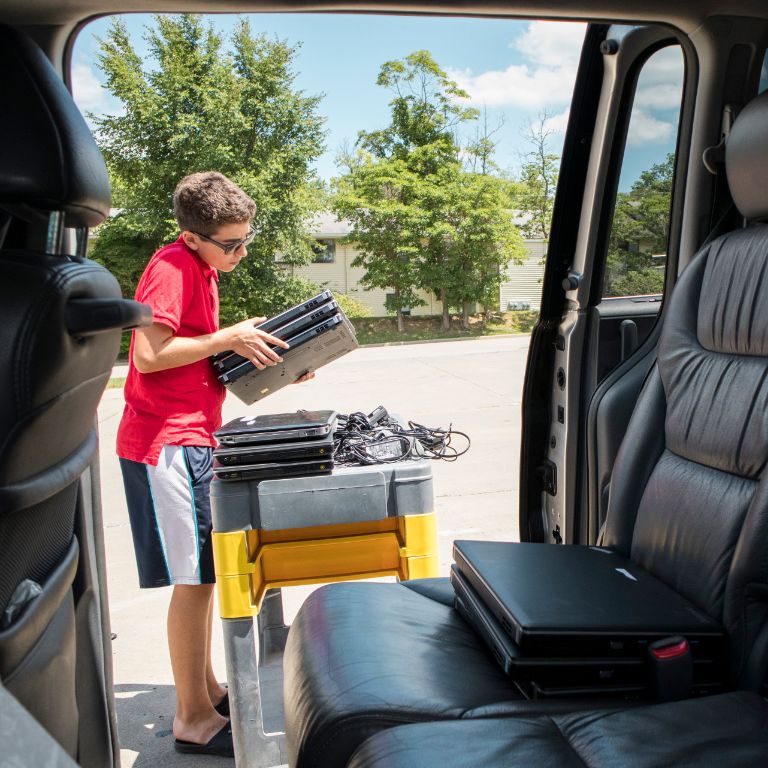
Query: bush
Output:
[[333, 292, 373, 319]]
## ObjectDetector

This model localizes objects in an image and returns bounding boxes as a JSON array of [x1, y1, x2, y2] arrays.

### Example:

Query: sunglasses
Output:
[[194, 226, 256, 255]]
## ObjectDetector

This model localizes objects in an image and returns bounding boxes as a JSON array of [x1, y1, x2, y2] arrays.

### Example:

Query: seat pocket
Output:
[[0, 537, 79, 757]]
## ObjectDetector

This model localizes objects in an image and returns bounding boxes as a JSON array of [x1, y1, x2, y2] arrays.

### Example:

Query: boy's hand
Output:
[[221, 317, 290, 370], [294, 371, 315, 384]]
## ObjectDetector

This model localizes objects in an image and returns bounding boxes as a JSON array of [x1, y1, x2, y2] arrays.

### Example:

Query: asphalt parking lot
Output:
[[96, 334, 530, 767]]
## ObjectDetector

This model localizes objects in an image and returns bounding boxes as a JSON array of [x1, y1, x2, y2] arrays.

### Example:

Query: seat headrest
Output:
[[0, 25, 110, 228], [725, 91, 768, 222]]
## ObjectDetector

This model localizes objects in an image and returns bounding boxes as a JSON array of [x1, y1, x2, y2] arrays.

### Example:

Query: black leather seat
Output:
[[346, 691, 768, 768], [0, 24, 147, 763], [284, 90, 768, 768]]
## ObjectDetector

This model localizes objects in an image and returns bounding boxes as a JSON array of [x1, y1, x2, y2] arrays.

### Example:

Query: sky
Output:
[[71, 13, 683, 191]]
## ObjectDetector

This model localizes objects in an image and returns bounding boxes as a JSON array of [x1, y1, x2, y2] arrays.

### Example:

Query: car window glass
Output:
[[602, 45, 684, 299], [759, 50, 768, 93]]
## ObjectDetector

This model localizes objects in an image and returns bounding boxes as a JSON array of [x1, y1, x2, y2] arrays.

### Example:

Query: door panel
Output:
[[520, 24, 690, 545]]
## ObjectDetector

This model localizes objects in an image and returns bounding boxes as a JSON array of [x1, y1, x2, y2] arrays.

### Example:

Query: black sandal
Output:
[[174, 722, 234, 757], [213, 690, 229, 717]]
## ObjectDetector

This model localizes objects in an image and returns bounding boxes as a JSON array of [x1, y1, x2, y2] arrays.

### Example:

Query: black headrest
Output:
[[725, 91, 768, 222], [0, 25, 110, 228]]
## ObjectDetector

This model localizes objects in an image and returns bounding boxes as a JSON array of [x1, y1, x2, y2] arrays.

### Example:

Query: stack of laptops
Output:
[[212, 409, 337, 482], [210, 291, 358, 406], [451, 540, 726, 700]]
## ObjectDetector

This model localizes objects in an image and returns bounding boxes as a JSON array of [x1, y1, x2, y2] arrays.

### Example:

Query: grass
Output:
[[349, 311, 538, 345]]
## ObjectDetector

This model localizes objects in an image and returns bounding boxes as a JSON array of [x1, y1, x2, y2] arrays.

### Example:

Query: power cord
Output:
[[334, 407, 470, 466]]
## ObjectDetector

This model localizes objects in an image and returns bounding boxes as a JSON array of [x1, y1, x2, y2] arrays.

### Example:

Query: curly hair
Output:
[[173, 172, 256, 235]]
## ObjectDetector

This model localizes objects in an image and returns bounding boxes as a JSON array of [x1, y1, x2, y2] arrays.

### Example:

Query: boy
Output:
[[117, 171, 309, 757]]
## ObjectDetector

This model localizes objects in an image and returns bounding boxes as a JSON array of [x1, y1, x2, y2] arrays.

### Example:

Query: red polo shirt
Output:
[[116, 236, 226, 465]]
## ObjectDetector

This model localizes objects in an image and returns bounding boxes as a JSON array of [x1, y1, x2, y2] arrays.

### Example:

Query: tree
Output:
[[444, 172, 526, 328], [604, 154, 674, 297], [333, 156, 427, 332], [516, 111, 560, 240], [89, 14, 326, 324], [334, 50, 520, 331]]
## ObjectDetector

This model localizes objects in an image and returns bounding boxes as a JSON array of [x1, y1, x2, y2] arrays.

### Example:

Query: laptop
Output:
[[209, 291, 333, 371], [214, 409, 337, 447], [452, 540, 725, 658], [221, 313, 358, 406], [212, 294, 339, 374], [213, 432, 334, 466], [212, 456, 333, 482], [450, 564, 720, 698]]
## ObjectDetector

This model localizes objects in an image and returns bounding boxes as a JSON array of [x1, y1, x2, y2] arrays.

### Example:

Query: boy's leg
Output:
[[206, 589, 228, 707], [120, 446, 229, 748], [168, 583, 228, 744]]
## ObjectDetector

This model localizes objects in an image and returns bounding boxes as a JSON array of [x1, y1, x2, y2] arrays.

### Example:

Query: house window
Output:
[[312, 239, 336, 263], [386, 293, 411, 315]]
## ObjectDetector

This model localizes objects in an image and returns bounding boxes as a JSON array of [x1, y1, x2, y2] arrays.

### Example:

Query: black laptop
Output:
[[212, 292, 338, 374], [221, 313, 358, 406], [450, 564, 721, 699], [209, 291, 333, 371], [213, 431, 334, 466], [212, 456, 333, 482], [452, 540, 725, 658], [214, 409, 337, 447]]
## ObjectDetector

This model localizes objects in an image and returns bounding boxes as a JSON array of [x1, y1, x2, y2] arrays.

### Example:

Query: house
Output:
[[285, 213, 546, 315]]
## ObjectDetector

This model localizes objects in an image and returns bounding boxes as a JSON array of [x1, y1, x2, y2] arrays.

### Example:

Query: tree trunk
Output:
[[397, 308, 405, 333], [441, 288, 451, 330], [462, 301, 470, 330]]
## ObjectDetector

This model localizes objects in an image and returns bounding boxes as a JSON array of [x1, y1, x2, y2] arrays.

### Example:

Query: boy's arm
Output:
[[133, 317, 289, 374]]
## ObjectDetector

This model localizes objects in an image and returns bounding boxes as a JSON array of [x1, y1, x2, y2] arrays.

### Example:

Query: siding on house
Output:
[[289, 239, 443, 316], [500, 240, 547, 311], [292, 216, 546, 316]]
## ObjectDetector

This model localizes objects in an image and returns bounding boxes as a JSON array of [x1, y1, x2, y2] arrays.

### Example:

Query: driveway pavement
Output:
[[97, 334, 530, 767]]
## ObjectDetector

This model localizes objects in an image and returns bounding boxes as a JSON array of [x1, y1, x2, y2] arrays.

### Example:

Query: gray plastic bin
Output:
[[210, 458, 434, 533]]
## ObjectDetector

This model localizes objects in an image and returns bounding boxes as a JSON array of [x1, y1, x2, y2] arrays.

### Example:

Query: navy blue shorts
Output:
[[119, 445, 215, 588]]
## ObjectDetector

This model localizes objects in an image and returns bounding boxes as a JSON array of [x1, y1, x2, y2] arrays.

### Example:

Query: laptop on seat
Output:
[[450, 563, 721, 699], [452, 540, 725, 658]]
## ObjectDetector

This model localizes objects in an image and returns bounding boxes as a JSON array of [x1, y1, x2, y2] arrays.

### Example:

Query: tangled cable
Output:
[[333, 407, 470, 466]]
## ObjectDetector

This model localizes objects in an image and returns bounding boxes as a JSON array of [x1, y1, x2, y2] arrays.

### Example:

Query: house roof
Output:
[[308, 212, 354, 238]]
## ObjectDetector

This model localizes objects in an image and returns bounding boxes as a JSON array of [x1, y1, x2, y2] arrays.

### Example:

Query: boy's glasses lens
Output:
[[197, 227, 256, 255]]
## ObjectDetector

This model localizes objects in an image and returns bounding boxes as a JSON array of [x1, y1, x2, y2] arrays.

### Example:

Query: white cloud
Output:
[[638, 46, 684, 87], [627, 108, 675, 146], [513, 20, 586, 69], [635, 83, 683, 111], [448, 21, 586, 110], [543, 108, 570, 134], [71, 62, 108, 113]]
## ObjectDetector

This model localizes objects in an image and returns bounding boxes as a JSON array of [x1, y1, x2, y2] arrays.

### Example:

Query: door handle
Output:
[[620, 319, 638, 361]]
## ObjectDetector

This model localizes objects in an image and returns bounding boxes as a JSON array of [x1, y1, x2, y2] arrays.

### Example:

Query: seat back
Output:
[[603, 91, 768, 688], [0, 23, 131, 764]]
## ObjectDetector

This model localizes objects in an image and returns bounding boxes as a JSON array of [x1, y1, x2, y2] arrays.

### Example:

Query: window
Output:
[[602, 45, 684, 298], [312, 239, 336, 263], [386, 293, 410, 315], [759, 50, 768, 93]]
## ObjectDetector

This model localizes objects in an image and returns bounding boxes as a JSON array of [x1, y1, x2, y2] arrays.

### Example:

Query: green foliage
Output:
[[332, 292, 374, 319], [89, 14, 325, 325], [604, 153, 673, 297], [333, 154, 427, 315], [360, 50, 478, 170], [332, 50, 522, 330]]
